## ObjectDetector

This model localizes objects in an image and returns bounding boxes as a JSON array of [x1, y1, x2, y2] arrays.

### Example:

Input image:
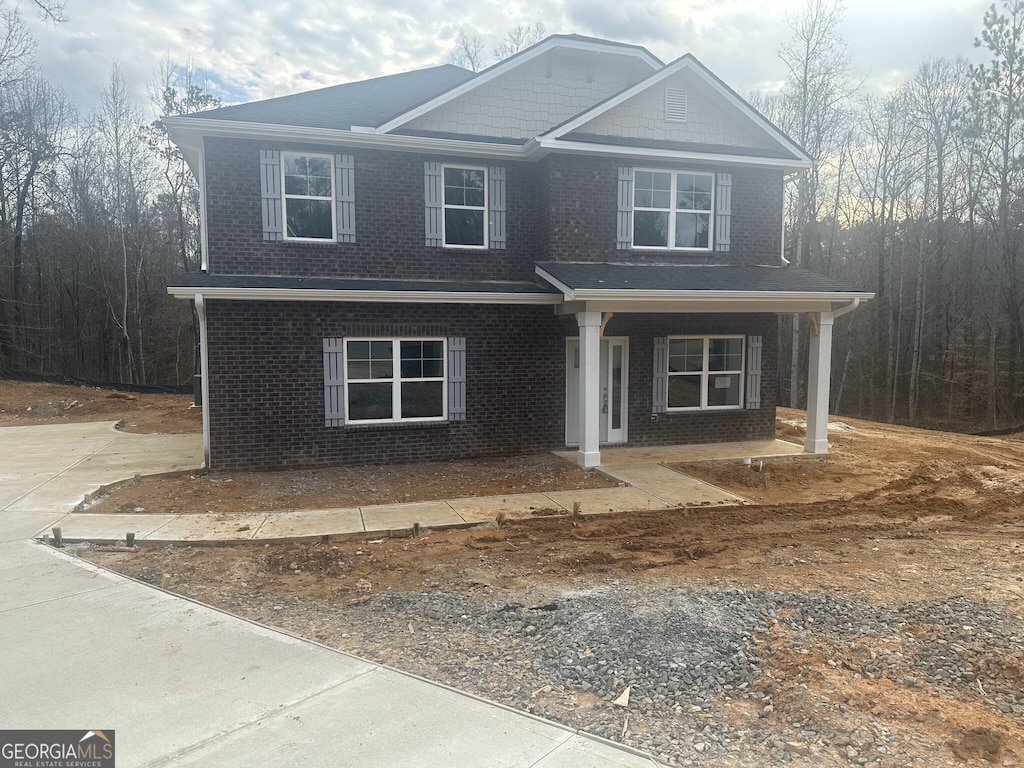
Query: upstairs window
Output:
[[667, 336, 743, 410], [633, 170, 713, 250], [443, 166, 487, 247], [282, 152, 334, 240]]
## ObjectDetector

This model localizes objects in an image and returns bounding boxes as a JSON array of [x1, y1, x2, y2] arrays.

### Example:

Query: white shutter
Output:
[[745, 335, 762, 409], [335, 154, 355, 243], [714, 172, 732, 252], [488, 167, 506, 249], [652, 336, 668, 413], [260, 150, 283, 241], [324, 338, 345, 427], [448, 336, 466, 421], [424, 162, 442, 246], [617, 167, 634, 250]]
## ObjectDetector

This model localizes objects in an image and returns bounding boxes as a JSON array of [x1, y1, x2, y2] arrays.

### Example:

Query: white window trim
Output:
[[666, 335, 744, 411], [282, 151, 336, 241], [633, 169, 714, 251], [442, 164, 488, 249], [343, 337, 447, 424]]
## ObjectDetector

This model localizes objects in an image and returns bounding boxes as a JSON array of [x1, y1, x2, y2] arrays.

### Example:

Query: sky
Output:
[[20, 0, 993, 118]]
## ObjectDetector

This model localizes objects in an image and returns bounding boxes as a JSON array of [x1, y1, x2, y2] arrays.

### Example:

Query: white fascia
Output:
[[162, 119, 812, 170], [162, 117, 528, 160], [563, 288, 875, 303], [535, 265, 874, 306], [166, 286, 562, 305], [535, 137, 812, 171]]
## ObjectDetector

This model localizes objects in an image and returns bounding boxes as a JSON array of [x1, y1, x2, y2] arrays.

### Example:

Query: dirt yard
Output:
[[7, 380, 1023, 766], [0, 379, 201, 434]]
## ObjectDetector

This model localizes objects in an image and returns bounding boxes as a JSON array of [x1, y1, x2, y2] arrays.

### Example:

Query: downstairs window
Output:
[[667, 336, 744, 410]]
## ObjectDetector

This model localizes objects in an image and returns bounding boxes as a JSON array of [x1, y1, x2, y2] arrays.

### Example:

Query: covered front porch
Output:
[[536, 262, 874, 469]]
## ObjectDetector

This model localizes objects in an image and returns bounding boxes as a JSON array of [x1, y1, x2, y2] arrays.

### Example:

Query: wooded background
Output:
[[4, 1, 1024, 432]]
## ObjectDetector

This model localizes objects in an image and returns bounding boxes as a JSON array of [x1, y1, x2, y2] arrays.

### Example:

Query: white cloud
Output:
[[21, 0, 992, 119]]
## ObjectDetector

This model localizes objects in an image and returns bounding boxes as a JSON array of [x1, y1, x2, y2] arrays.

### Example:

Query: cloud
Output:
[[19, 0, 993, 119]]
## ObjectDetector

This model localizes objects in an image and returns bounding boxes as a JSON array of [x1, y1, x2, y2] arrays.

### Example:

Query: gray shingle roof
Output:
[[535, 262, 865, 293], [186, 65, 474, 130]]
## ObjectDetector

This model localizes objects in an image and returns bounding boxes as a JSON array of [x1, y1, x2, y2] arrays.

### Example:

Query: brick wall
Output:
[[540, 154, 783, 266], [597, 313, 778, 446], [205, 297, 777, 470], [203, 139, 784, 279], [205, 300, 568, 471], [204, 138, 541, 282]]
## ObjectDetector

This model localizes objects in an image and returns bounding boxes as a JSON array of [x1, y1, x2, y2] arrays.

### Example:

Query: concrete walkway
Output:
[[39, 427, 802, 546], [0, 421, 661, 767]]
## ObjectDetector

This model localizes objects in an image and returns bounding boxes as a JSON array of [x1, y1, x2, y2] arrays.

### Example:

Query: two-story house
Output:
[[164, 34, 871, 472]]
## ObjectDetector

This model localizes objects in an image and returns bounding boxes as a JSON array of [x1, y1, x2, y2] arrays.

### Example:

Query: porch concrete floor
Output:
[[554, 438, 805, 466]]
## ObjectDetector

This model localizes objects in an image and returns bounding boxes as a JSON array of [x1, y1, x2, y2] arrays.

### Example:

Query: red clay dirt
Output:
[[6, 381, 1024, 766]]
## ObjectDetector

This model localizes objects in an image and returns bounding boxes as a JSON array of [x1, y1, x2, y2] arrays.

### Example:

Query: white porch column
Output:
[[576, 310, 602, 468], [804, 311, 835, 454]]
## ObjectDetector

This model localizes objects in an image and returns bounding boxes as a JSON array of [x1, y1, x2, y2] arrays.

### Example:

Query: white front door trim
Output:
[[566, 335, 629, 453]]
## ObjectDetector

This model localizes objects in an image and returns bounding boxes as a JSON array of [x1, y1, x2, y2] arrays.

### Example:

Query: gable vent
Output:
[[665, 88, 688, 123]]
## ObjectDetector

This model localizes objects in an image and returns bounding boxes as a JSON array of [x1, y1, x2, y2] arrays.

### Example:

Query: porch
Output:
[[536, 262, 874, 468]]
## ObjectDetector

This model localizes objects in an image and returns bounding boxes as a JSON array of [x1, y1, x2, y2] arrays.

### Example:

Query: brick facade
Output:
[[205, 297, 777, 471], [206, 300, 566, 471], [601, 313, 778, 445], [198, 136, 786, 471], [204, 138, 783, 279]]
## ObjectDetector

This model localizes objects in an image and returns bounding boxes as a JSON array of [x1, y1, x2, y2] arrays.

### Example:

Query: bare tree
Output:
[[905, 57, 971, 422], [96, 63, 154, 383], [971, 0, 1024, 420], [0, 76, 71, 368], [147, 58, 218, 273], [776, 0, 857, 408], [0, 5, 34, 89], [494, 23, 545, 60], [450, 30, 485, 72]]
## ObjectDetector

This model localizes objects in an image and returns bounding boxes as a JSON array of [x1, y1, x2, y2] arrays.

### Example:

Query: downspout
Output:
[[197, 143, 209, 272], [194, 292, 211, 468], [781, 172, 800, 266], [805, 299, 860, 337], [831, 297, 860, 320]]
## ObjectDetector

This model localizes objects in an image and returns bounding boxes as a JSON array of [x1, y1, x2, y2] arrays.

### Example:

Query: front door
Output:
[[566, 337, 628, 445]]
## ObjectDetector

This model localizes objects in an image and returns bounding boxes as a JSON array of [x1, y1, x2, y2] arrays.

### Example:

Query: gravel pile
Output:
[[312, 584, 1023, 766]]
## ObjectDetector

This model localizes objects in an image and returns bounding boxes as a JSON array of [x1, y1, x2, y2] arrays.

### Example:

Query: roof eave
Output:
[[162, 117, 529, 159], [167, 285, 562, 305], [536, 137, 812, 170], [566, 288, 875, 302], [534, 265, 874, 307]]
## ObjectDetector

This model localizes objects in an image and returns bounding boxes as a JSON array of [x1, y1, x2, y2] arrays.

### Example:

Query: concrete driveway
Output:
[[0, 422, 652, 767]]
